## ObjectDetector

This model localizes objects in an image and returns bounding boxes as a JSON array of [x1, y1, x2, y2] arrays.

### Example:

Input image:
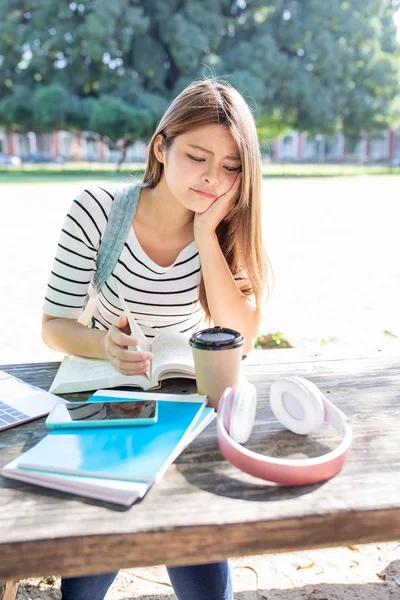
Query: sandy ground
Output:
[[1, 176, 399, 598], [15, 543, 400, 598]]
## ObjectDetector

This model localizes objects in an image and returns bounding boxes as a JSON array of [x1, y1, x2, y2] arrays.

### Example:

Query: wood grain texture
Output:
[[0, 581, 18, 600], [0, 350, 399, 580]]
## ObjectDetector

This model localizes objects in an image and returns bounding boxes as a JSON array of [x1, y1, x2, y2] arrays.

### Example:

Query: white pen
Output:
[[116, 282, 150, 353]]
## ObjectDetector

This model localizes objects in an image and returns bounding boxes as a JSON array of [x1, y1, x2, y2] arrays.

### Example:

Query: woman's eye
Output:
[[187, 154, 205, 162], [187, 153, 241, 173]]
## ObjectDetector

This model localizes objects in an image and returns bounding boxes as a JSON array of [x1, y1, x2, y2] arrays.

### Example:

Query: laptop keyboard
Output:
[[0, 401, 30, 426]]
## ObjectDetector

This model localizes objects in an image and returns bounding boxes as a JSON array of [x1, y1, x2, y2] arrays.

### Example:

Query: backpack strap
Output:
[[81, 184, 141, 322], [92, 183, 141, 293]]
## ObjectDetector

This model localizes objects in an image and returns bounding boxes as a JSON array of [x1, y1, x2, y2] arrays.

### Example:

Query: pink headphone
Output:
[[217, 376, 352, 486]]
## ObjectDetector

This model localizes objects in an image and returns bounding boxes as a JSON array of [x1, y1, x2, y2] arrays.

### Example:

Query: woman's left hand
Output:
[[194, 173, 242, 239]]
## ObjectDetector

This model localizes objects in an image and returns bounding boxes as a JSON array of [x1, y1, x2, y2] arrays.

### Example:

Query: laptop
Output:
[[0, 370, 66, 432]]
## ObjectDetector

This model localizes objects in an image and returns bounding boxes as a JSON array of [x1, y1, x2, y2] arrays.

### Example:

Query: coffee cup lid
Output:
[[189, 326, 244, 350]]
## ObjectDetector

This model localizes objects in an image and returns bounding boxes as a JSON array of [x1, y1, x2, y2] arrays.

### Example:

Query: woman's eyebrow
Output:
[[187, 144, 241, 161]]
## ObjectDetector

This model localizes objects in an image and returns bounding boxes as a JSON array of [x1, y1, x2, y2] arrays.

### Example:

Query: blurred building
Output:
[[0, 128, 399, 163], [0, 130, 148, 163], [272, 129, 400, 163]]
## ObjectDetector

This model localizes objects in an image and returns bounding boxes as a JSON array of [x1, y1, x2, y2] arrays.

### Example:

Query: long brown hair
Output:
[[141, 77, 271, 322]]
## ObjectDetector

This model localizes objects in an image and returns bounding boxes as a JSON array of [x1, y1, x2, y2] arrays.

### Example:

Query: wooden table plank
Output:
[[0, 581, 18, 600], [0, 351, 399, 580]]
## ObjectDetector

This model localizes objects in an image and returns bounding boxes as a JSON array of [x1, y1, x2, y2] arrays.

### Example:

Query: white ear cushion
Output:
[[229, 383, 257, 444], [270, 376, 325, 435]]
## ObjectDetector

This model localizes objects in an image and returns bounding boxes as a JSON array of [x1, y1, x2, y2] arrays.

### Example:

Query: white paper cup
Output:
[[189, 327, 244, 409]]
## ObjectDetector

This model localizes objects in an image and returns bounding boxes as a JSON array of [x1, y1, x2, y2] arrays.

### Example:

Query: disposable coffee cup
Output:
[[189, 326, 244, 409]]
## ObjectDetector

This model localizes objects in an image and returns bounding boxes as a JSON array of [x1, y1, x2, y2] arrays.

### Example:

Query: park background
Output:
[[1, 1, 400, 599]]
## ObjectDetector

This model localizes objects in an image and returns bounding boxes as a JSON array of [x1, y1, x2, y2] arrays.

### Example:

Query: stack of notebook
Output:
[[2, 392, 215, 506]]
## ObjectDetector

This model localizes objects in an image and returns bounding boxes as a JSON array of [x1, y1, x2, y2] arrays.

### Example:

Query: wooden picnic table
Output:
[[0, 348, 399, 585]]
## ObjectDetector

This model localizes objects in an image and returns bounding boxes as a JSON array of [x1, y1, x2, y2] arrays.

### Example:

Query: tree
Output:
[[0, 84, 34, 132], [89, 95, 154, 168], [0, 0, 399, 155], [218, 0, 400, 140]]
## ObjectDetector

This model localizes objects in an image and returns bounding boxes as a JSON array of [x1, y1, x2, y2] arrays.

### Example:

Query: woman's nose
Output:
[[202, 165, 219, 187]]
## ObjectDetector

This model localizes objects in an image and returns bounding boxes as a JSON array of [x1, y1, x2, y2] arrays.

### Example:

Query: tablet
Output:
[[45, 398, 158, 429]]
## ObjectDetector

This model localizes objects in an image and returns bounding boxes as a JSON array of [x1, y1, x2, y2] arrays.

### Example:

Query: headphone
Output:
[[217, 376, 352, 486]]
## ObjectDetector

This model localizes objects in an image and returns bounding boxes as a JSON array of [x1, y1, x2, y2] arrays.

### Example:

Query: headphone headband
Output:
[[217, 378, 352, 486]]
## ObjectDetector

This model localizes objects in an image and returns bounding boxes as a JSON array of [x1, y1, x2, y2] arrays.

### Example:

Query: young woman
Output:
[[42, 77, 270, 600]]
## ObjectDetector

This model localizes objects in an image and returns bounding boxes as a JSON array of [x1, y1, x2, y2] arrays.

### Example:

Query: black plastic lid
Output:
[[189, 326, 244, 350]]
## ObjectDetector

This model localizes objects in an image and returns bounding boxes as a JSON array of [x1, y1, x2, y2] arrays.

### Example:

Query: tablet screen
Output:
[[66, 401, 157, 421]]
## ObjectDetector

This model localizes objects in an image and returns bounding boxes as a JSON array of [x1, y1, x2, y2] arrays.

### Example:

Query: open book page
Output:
[[49, 355, 152, 394], [151, 331, 195, 384]]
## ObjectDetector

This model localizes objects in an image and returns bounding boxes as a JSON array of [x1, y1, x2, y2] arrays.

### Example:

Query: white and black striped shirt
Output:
[[43, 186, 205, 339]]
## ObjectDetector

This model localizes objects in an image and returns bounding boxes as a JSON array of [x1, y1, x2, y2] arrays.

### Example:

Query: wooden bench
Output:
[[1, 349, 399, 595]]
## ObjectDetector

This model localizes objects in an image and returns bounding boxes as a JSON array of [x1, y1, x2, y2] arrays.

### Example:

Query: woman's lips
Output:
[[192, 188, 215, 199]]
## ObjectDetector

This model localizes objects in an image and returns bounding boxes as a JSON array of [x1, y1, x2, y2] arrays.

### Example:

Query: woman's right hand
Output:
[[102, 315, 153, 375]]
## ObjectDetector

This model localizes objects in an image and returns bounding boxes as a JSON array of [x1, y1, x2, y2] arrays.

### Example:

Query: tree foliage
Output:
[[0, 0, 399, 145]]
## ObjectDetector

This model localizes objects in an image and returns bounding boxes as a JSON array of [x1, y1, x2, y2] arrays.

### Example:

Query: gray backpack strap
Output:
[[91, 184, 141, 293]]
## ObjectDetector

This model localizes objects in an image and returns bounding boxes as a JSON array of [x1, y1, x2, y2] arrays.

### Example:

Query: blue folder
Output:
[[18, 399, 206, 482]]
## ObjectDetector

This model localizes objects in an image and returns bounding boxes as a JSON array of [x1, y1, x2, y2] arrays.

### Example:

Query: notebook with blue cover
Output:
[[2, 406, 215, 506], [17, 395, 206, 482]]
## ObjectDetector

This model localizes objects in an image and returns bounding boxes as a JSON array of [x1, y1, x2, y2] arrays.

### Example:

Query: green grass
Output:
[[0, 171, 141, 184], [262, 162, 400, 177], [0, 161, 399, 183]]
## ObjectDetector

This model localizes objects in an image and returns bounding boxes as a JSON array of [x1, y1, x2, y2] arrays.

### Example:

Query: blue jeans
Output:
[[61, 560, 233, 600]]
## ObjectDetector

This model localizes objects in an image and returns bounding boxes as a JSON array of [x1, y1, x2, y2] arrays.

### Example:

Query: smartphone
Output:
[[45, 398, 158, 429]]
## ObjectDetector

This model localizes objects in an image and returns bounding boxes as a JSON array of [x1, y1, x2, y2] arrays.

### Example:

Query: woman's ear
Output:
[[153, 134, 165, 164]]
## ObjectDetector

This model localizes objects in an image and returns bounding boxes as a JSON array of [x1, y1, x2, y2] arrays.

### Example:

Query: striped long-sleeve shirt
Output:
[[43, 186, 205, 340]]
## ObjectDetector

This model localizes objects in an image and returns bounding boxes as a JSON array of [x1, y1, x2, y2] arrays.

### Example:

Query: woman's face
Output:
[[157, 124, 242, 213]]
